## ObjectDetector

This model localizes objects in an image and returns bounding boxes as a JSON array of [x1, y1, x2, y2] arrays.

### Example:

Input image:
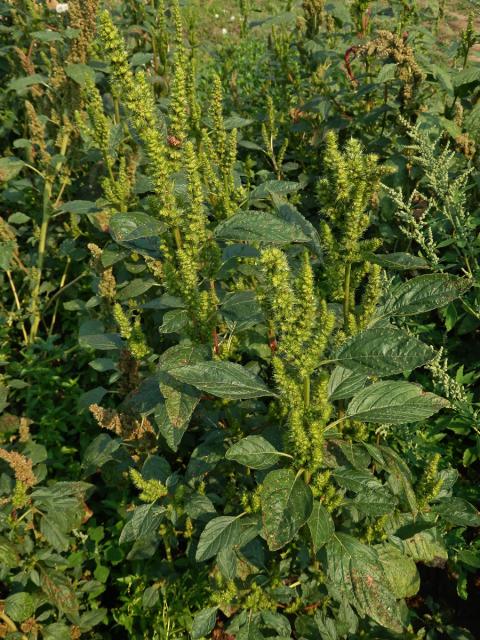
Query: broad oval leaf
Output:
[[308, 502, 334, 550], [347, 381, 448, 424], [377, 544, 420, 599], [119, 503, 166, 544], [196, 515, 243, 561], [273, 199, 323, 258], [324, 533, 403, 632], [333, 468, 383, 493], [221, 290, 264, 331], [261, 469, 313, 551], [0, 156, 25, 181], [336, 327, 434, 376], [167, 361, 274, 399], [109, 212, 166, 257], [226, 435, 283, 470], [369, 252, 429, 271], [215, 211, 309, 245], [191, 606, 219, 639], [58, 200, 100, 215], [378, 274, 471, 318], [65, 62, 95, 86], [432, 497, 480, 527], [328, 366, 368, 402], [351, 488, 397, 516], [249, 180, 301, 200], [4, 592, 35, 623]]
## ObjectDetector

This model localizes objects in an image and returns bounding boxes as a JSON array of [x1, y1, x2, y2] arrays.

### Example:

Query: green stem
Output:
[[303, 375, 310, 409], [29, 133, 70, 342], [29, 178, 53, 342], [343, 262, 352, 329], [173, 226, 183, 250], [6, 270, 28, 344]]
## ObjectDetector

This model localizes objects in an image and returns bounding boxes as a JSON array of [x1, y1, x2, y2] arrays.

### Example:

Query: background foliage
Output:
[[1, 0, 480, 638]]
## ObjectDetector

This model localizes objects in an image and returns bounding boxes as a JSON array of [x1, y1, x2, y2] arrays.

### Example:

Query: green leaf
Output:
[[223, 115, 253, 129], [369, 252, 429, 271], [32, 483, 91, 551], [432, 497, 480, 527], [377, 544, 420, 599], [40, 570, 78, 616], [143, 586, 160, 609], [378, 274, 471, 318], [273, 198, 323, 258], [31, 29, 64, 42], [308, 502, 334, 550], [65, 63, 95, 86], [333, 469, 383, 493], [196, 515, 243, 561], [351, 487, 397, 516], [58, 200, 100, 215], [328, 366, 368, 402], [131, 52, 153, 66], [79, 320, 123, 351], [458, 549, 480, 569], [336, 327, 434, 376], [142, 455, 171, 483], [158, 343, 209, 371], [226, 435, 283, 470], [191, 606, 219, 639], [42, 623, 71, 640], [262, 611, 291, 636], [156, 371, 201, 450], [167, 361, 274, 399], [380, 446, 418, 515], [4, 592, 35, 622], [0, 241, 16, 271], [109, 212, 166, 256], [8, 212, 30, 224], [158, 308, 190, 334], [314, 612, 339, 640], [0, 156, 25, 181], [78, 609, 107, 631], [185, 494, 217, 520], [88, 358, 117, 372], [250, 180, 301, 200], [221, 291, 264, 331], [0, 538, 19, 569], [215, 211, 309, 245], [119, 503, 166, 544], [116, 278, 156, 300], [237, 624, 264, 640], [399, 527, 448, 565], [347, 381, 448, 424], [8, 73, 47, 92], [454, 67, 480, 87], [82, 434, 121, 476], [376, 63, 397, 83], [324, 533, 402, 632], [261, 469, 313, 551], [427, 63, 454, 96], [217, 547, 238, 579]]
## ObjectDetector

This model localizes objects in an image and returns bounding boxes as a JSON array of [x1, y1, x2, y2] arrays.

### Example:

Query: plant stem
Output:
[[29, 132, 70, 342], [343, 262, 351, 329], [6, 270, 28, 343], [29, 177, 53, 342], [48, 258, 71, 336], [303, 375, 310, 409], [173, 226, 183, 250], [0, 611, 28, 639]]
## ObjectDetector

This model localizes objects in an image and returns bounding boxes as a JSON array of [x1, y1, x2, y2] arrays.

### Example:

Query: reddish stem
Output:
[[212, 328, 220, 355], [344, 46, 359, 86]]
